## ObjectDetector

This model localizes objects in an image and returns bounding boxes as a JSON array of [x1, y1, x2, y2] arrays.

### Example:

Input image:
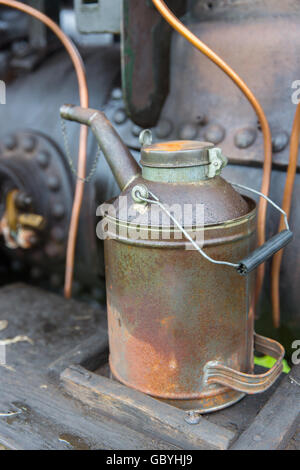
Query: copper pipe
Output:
[[0, 0, 89, 299], [271, 102, 300, 327], [151, 0, 272, 303]]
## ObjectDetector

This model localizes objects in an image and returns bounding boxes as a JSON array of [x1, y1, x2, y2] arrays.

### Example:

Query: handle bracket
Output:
[[203, 333, 285, 394]]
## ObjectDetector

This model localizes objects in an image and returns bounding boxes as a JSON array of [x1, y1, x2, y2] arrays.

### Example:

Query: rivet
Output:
[[37, 151, 50, 168], [178, 123, 198, 140], [51, 227, 65, 243], [111, 88, 122, 100], [47, 175, 60, 191], [50, 273, 62, 288], [184, 411, 201, 425], [30, 266, 43, 280], [10, 260, 24, 272], [3, 134, 17, 151], [113, 108, 127, 125], [45, 243, 62, 258], [15, 192, 32, 210], [132, 124, 143, 137], [155, 119, 173, 139], [52, 203, 65, 219], [234, 127, 257, 149], [204, 124, 225, 144], [11, 40, 30, 58], [272, 130, 289, 153], [22, 135, 37, 153]]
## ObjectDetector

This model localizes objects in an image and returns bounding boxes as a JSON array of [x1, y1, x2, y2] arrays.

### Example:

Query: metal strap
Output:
[[203, 333, 285, 394]]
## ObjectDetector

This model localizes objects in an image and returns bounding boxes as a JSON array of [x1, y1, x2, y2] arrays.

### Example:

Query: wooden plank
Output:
[[48, 330, 108, 380], [0, 366, 177, 450], [0, 283, 108, 372], [61, 365, 236, 450], [231, 365, 300, 450]]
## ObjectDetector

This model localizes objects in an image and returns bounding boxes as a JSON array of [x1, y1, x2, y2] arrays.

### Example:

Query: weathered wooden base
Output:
[[61, 365, 235, 450], [0, 284, 298, 450]]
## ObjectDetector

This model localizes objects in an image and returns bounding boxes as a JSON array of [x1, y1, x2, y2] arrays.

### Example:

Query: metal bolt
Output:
[[15, 192, 32, 210], [10, 260, 24, 273], [11, 40, 30, 58], [204, 124, 225, 144], [52, 203, 65, 219], [113, 108, 127, 125], [111, 88, 122, 100], [22, 135, 37, 153], [50, 273, 62, 288], [45, 243, 62, 258], [234, 127, 257, 149], [184, 411, 201, 425], [30, 266, 43, 280], [3, 134, 17, 151], [132, 124, 143, 137], [272, 130, 289, 153], [37, 151, 50, 168], [178, 123, 198, 140], [47, 175, 60, 192], [155, 119, 173, 139], [51, 227, 65, 243]]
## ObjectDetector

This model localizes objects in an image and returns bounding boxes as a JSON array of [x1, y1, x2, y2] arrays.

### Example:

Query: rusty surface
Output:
[[108, 175, 250, 226], [104, 188, 256, 406], [60, 105, 141, 191]]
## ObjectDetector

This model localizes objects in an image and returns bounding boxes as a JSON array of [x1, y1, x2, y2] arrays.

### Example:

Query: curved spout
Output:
[[60, 105, 141, 190]]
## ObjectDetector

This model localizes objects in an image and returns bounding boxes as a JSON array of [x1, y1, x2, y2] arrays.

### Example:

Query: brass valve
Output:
[[0, 190, 45, 249]]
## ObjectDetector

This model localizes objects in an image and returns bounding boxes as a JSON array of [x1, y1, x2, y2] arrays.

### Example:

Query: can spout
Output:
[[60, 104, 141, 190]]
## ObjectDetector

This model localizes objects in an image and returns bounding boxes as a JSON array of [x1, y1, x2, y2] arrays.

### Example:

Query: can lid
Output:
[[141, 141, 214, 168]]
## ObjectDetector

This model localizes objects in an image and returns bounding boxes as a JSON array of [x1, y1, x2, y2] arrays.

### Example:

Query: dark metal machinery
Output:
[[0, 0, 299, 451]]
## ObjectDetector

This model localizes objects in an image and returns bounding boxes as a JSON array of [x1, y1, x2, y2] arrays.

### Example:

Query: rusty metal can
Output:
[[103, 141, 265, 413], [59, 104, 287, 413]]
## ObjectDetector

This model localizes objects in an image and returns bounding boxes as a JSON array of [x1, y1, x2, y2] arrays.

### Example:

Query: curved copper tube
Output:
[[0, 0, 89, 299], [271, 102, 300, 327], [151, 0, 272, 304]]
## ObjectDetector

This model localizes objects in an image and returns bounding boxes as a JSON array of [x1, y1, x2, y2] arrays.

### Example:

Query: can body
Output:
[[104, 199, 256, 409]]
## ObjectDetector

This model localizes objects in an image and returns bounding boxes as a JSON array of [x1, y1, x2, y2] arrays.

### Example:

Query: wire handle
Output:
[[132, 182, 293, 275]]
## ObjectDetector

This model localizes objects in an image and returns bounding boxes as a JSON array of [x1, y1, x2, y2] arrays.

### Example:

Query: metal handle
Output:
[[232, 183, 293, 275], [237, 229, 293, 274], [203, 333, 285, 394], [133, 183, 293, 275]]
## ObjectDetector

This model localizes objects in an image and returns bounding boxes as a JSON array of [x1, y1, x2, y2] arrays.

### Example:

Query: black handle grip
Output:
[[237, 230, 293, 275]]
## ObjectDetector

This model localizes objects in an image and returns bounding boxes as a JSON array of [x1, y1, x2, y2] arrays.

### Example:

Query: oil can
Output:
[[60, 105, 289, 413]]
